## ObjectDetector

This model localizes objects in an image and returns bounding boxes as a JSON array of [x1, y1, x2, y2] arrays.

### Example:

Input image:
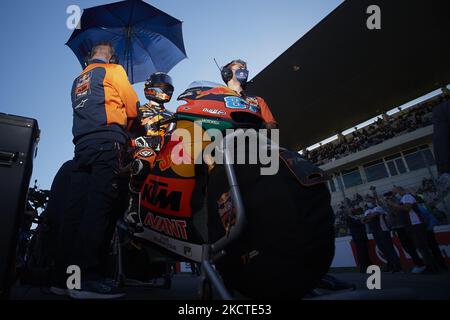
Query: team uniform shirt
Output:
[[71, 59, 139, 146], [364, 206, 390, 233], [241, 94, 277, 125], [217, 86, 277, 125], [245, 95, 277, 125], [400, 194, 423, 225]]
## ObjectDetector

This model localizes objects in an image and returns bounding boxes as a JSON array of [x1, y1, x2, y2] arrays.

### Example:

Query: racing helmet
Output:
[[144, 72, 174, 104]]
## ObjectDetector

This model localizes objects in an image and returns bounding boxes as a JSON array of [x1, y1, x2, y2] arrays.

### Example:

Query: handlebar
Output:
[[154, 114, 177, 129]]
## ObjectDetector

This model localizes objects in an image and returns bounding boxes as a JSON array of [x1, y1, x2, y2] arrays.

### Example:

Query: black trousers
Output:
[[353, 239, 373, 273], [427, 230, 448, 270], [372, 230, 401, 270], [55, 141, 127, 283], [45, 160, 75, 266], [406, 224, 440, 272], [432, 99, 450, 174], [394, 227, 424, 267]]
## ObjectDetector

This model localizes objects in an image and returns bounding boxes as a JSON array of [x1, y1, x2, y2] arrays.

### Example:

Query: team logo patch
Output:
[[141, 175, 195, 217], [249, 105, 260, 113], [142, 211, 188, 240], [217, 191, 236, 230], [202, 108, 227, 116], [74, 71, 92, 100], [245, 97, 260, 113], [139, 149, 154, 158], [246, 97, 259, 106]]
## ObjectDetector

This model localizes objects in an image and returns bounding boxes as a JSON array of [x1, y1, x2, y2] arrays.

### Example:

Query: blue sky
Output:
[[0, 0, 343, 189]]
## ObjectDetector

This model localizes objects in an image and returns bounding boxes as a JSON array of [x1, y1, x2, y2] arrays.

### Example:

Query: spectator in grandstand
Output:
[[362, 196, 402, 273], [387, 186, 440, 273], [417, 178, 449, 225], [432, 87, 450, 194], [307, 96, 444, 166], [345, 206, 373, 273]]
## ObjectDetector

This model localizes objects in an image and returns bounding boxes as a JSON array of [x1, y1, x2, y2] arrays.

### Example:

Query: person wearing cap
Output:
[[388, 186, 440, 273], [377, 190, 426, 274], [220, 59, 278, 129], [362, 196, 402, 272]]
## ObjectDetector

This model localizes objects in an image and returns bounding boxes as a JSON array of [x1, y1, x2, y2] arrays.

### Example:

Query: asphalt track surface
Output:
[[10, 271, 450, 300]]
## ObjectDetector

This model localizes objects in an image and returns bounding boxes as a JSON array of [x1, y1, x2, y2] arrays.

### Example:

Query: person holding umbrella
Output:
[[51, 41, 139, 299], [52, 0, 187, 299]]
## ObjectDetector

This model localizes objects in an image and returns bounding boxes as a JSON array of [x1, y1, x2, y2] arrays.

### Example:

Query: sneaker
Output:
[[411, 266, 426, 274], [69, 280, 126, 300]]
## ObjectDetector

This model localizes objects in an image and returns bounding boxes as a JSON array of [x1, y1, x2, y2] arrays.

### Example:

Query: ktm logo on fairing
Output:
[[140, 175, 195, 217], [142, 179, 181, 212], [143, 212, 188, 240]]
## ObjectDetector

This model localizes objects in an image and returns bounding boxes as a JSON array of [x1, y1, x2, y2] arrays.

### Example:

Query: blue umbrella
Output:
[[66, 0, 187, 84]]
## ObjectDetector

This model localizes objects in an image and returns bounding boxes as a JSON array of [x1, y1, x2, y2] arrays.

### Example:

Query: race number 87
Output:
[[224, 96, 247, 109]]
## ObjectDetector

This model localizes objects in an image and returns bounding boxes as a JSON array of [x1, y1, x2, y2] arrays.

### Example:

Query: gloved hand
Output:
[[149, 120, 161, 132]]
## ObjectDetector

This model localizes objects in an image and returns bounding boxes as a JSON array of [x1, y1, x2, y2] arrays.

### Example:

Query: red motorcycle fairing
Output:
[[132, 84, 264, 259], [139, 174, 195, 218], [133, 126, 207, 254], [176, 85, 265, 122]]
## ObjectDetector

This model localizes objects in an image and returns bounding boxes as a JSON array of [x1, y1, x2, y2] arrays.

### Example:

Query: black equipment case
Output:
[[0, 113, 39, 298]]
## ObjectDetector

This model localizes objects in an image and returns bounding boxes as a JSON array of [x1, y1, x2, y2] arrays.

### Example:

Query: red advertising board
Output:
[[350, 230, 450, 268]]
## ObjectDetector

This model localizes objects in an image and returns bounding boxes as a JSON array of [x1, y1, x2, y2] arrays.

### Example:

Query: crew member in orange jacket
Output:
[[53, 41, 139, 299]]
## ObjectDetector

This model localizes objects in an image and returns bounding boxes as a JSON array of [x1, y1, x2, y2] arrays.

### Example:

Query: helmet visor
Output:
[[148, 73, 174, 88]]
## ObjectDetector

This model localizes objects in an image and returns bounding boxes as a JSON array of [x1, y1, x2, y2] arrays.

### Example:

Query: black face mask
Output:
[[235, 68, 249, 86]]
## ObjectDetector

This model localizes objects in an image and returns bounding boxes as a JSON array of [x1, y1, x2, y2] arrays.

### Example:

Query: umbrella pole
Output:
[[125, 26, 134, 83]]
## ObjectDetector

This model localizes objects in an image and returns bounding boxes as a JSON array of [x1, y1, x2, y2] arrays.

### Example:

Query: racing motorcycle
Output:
[[118, 81, 336, 299]]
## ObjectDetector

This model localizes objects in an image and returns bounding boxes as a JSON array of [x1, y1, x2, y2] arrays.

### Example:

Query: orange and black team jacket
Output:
[[71, 59, 139, 145]]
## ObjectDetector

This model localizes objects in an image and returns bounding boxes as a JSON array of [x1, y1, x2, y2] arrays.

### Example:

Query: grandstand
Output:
[[247, 0, 450, 230], [247, 0, 450, 270], [304, 90, 450, 236], [305, 91, 448, 211]]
